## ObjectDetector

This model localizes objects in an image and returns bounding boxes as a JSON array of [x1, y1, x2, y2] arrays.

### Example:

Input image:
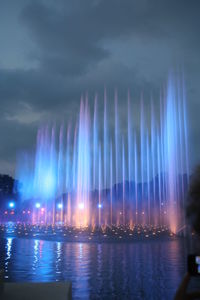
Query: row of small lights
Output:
[[6, 202, 103, 209], [1, 230, 173, 238], [4, 202, 101, 212], [4, 202, 167, 215], [35, 203, 102, 210]]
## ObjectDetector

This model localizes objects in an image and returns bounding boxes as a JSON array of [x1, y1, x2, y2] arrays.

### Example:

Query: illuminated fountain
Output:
[[16, 75, 189, 233]]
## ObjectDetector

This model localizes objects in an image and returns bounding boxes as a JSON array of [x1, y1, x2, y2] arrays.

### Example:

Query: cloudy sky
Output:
[[0, 0, 200, 177]]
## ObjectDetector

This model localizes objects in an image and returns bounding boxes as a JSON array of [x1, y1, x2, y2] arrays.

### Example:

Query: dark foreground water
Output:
[[0, 237, 193, 299]]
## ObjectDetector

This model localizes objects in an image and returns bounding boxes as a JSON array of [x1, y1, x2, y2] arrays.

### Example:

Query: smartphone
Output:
[[188, 255, 200, 276]]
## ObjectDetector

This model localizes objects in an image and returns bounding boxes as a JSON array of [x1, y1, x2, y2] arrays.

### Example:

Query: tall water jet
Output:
[[75, 98, 91, 227]]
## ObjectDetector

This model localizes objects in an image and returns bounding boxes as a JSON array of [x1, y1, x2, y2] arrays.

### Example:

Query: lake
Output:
[[0, 237, 194, 299]]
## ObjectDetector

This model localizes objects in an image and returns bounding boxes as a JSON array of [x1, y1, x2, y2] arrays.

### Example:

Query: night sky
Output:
[[0, 0, 200, 176]]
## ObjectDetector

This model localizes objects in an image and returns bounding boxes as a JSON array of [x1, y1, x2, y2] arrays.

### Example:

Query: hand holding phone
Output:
[[188, 255, 200, 276]]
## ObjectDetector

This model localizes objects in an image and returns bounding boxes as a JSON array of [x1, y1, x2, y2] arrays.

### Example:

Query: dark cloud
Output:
[[20, 0, 200, 75], [20, 0, 110, 76], [0, 0, 200, 175]]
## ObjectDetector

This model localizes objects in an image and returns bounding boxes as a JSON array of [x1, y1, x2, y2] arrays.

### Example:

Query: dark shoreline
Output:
[[0, 235, 180, 244]]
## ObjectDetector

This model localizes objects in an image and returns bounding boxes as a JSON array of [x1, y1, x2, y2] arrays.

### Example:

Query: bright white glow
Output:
[[98, 204, 102, 208], [35, 203, 41, 208], [78, 203, 84, 210], [9, 202, 15, 208], [57, 203, 63, 209]]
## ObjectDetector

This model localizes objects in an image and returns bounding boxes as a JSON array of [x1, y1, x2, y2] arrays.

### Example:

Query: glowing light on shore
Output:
[[8, 202, 15, 208], [57, 203, 63, 209], [78, 203, 84, 210]]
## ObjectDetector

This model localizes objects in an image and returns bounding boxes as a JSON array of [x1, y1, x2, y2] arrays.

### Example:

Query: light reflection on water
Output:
[[0, 238, 189, 299]]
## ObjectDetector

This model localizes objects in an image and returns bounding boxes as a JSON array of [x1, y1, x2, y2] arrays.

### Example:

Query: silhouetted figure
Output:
[[174, 166, 200, 300], [187, 166, 200, 235]]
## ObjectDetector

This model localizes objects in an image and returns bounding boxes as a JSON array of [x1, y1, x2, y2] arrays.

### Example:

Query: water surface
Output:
[[0, 238, 190, 299]]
